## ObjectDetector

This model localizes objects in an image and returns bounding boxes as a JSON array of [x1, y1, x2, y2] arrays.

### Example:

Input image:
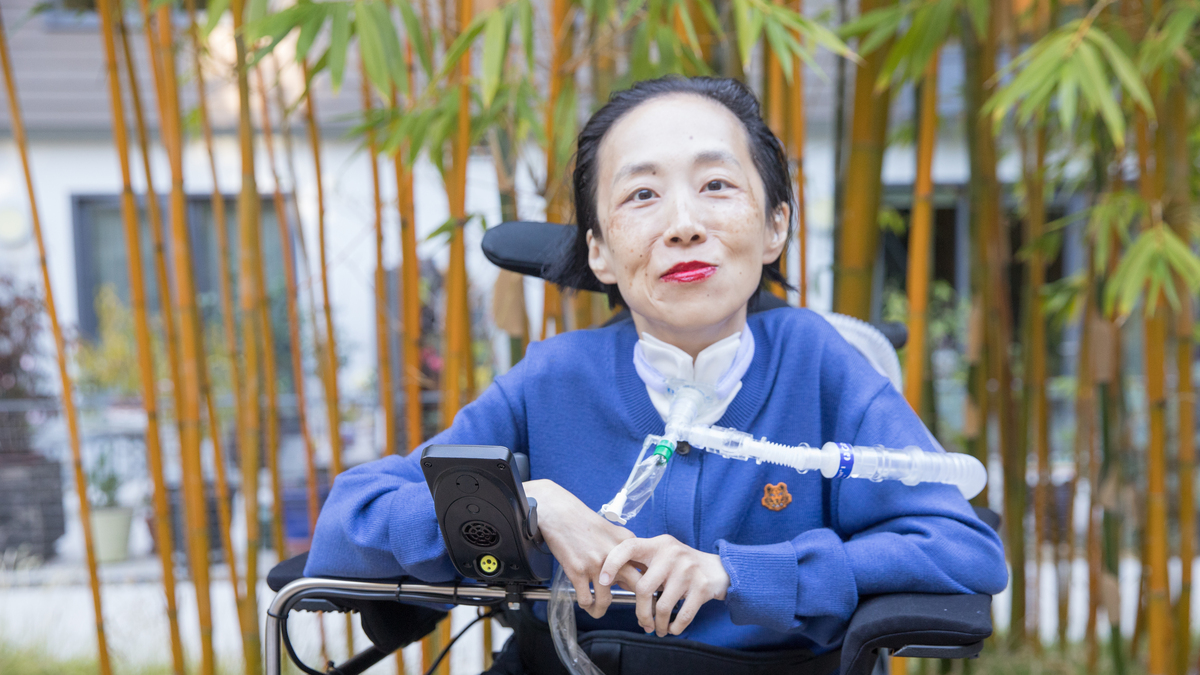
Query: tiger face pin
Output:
[[762, 482, 792, 511]]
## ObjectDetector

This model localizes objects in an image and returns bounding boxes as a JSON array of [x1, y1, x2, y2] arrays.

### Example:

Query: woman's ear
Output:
[[762, 204, 790, 264], [587, 229, 619, 285]]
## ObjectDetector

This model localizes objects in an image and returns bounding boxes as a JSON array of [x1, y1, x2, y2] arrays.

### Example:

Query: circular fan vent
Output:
[[461, 521, 500, 548]]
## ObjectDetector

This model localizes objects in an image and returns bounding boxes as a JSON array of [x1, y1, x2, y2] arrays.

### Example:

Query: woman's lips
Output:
[[661, 261, 717, 283]]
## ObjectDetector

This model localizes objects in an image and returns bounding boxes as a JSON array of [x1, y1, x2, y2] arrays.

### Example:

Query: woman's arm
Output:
[[715, 380, 1007, 648], [302, 373, 529, 581]]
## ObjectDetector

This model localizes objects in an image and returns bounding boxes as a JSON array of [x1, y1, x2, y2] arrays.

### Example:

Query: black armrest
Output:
[[266, 552, 446, 653], [840, 593, 992, 675]]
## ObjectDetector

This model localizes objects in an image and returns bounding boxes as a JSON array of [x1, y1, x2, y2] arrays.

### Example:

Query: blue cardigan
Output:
[[305, 308, 1007, 653]]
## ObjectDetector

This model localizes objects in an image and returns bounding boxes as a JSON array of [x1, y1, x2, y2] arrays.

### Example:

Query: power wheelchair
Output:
[[264, 221, 999, 675]]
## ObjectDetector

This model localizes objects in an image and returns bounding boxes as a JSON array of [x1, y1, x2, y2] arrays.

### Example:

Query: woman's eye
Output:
[[634, 188, 654, 201], [704, 180, 726, 191]]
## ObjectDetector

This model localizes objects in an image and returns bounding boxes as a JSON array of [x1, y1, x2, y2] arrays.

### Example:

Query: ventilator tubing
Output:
[[686, 425, 988, 499], [600, 382, 714, 525]]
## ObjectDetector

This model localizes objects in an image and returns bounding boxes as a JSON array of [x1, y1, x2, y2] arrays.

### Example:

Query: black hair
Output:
[[549, 75, 795, 308]]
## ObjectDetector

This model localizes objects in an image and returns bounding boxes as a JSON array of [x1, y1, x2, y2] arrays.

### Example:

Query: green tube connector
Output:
[[652, 439, 676, 463]]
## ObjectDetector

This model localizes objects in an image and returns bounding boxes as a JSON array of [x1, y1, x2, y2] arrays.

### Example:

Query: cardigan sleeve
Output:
[[717, 320, 1007, 649], [303, 367, 529, 581]]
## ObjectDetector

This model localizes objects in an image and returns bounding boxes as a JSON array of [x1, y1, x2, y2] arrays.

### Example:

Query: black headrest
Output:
[[483, 221, 606, 291]]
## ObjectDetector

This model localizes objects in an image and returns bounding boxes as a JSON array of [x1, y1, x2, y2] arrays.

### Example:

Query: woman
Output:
[[305, 76, 1007, 665]]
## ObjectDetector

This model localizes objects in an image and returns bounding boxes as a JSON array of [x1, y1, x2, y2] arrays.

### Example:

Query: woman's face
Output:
[[587, 94, 788, 354]]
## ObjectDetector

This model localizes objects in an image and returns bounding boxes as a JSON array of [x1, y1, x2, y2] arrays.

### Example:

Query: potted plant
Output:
[[86, 448, 133, 564]]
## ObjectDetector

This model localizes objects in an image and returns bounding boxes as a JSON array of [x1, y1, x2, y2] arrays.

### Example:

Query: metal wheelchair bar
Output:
[[266, 577, 642, 673]]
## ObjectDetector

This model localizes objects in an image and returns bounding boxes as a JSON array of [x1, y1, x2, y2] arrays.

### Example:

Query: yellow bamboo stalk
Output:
[[764, 23, 787, 302], [1024, 124, 1050, 652], [393, 48, 423, 453], [256, 65, 322, 546], [362, 65, 397, 457], [833, 0, 894, 319], [110, 15, 187, 675], [541, 0, 570, 339], [441, 0, 474, 427], [901, 53, 938, 412], [1164, 81, 1194, 675], [301, 60, 346, 478], [137, 1, 220, 670], [186, 0, 262, 567], [0, 7, 114, 674], [789, 2, 807, 307], [229, 0, 265, 670], [1135, 104, 1172, 675]]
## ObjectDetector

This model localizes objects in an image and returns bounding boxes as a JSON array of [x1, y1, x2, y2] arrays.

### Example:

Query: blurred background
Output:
[[0, 0, 1197, 671]]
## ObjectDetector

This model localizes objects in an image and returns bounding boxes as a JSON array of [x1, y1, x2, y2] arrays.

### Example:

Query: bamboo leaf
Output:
[[433, 11, 489, 86], [328, 3, 352, 90], [397, 0, 433, 76], [356, 1, 390, 94], [1076, 41, 1126, 149], [295, 6, 327, 60], [517, 0, 535, 72], [480, 9, 510, 108], [204, 0, 232, 35], [1087, 28, 1154, 118], [732, 0, 763, 68]]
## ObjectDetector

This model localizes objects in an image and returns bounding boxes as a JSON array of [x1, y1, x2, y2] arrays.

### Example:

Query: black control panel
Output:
[[420, 445, 553, 583]]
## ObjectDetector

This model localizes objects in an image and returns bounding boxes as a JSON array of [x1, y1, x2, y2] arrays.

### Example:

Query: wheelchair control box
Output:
[[421, 445, 554, 583]]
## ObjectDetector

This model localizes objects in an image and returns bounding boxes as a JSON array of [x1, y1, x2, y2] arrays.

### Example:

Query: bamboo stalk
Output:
[[833, 0, 894, 320], [301, 60, 346, 478], [0, 7, 114, 674], [362, 65, 397, 457], [228, 0, 266, 670], [394, 106, 423, 451], [541, 0, 571, 339], [969, 0, 1022, 642], [1023, 124, 1050, 651], [1164, 81, 1194, 675], [440, 0, 474, 427], [137, 1, 220, 670], [764, 20, 788, 302], [110, 15, 188, 675], [788, 2, 807, 308], [256, 65, 322, 546], [1135, 101, 1171, 675], [901, 53, 938, 414]]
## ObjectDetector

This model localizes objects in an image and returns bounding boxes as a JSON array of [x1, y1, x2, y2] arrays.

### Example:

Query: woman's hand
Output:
[[523, 479, 639, 619], [599, 534, 731, 637]]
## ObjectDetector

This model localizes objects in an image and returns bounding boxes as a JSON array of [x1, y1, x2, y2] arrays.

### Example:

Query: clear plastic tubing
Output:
[[685, 425, 988, 499]]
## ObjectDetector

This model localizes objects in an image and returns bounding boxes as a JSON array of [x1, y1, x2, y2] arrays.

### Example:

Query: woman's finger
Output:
[[590, 571, 614, 619], [599, 538, 651, 586], [567, 567, 594, 610], [668, 588, 708, 636], [653, 575, 688, 637], [633, 560, 672, 632]]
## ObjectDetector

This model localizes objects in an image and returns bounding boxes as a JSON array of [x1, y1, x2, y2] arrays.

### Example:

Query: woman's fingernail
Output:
[[598, 572, 611, 585]]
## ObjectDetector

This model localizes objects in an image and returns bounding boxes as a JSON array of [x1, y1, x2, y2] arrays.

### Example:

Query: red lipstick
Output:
[[661, 261, 717, 283]]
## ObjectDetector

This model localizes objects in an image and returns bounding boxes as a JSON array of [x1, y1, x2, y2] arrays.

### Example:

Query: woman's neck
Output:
[[629, 305, 748, 359]]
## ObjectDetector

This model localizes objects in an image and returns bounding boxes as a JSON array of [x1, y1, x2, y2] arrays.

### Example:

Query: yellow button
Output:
[[478, 554, 499, 575]]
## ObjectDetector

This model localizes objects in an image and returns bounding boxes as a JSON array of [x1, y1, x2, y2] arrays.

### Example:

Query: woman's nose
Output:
[[662, 196, 707, 245]]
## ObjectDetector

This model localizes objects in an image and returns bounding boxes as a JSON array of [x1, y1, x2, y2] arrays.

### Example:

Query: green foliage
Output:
[[985, 7, 1154, 150], [1138, 0, 1200, 76], [1105, 220, 1200, 318], [841, 0, 985, 88], [86, 447, 121, 508], [74, 286, 145, 398], [732, 0, 854, 81], [1040, 272, 1086, 330], [878, 205, 907, 235]]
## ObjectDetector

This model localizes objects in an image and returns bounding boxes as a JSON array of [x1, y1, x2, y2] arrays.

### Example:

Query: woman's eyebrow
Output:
[[613, 161, 660, 186], [693, 149, 741, 167]]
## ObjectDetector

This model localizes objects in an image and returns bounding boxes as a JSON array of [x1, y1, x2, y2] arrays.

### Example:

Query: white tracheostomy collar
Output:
[[633, 324, 755, 428]]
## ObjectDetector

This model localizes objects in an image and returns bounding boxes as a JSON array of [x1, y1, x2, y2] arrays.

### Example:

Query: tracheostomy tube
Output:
[[599, 381, 714, 525]]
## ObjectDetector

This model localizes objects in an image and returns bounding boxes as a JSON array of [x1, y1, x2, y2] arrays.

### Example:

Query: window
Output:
[[71, 194, 291, 387]]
